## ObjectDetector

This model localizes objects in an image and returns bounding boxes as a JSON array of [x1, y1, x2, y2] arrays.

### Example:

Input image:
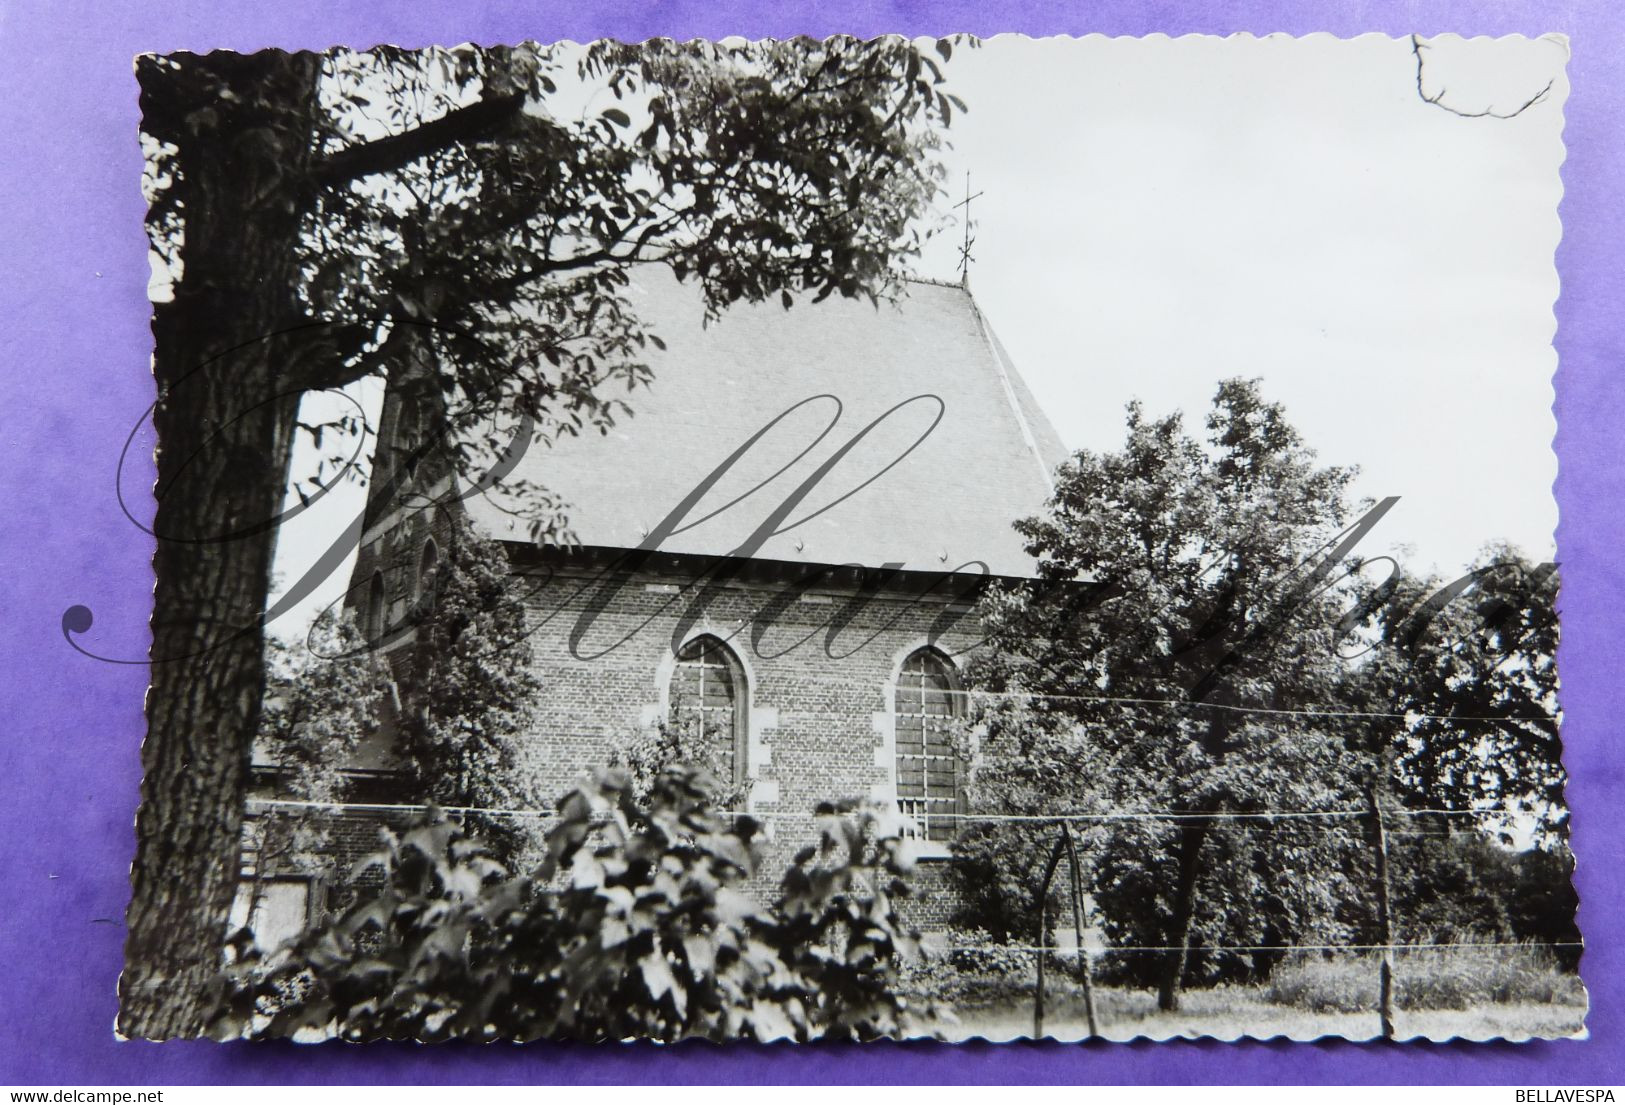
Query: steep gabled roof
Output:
[[463, 268, 1069, 579]]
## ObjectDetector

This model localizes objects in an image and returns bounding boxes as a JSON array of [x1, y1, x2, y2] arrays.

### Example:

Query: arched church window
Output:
[[365, 571, 386, 642], [894, 648, 966, 843], [668, 635, 747, 789], [416, 538, 439, 604]]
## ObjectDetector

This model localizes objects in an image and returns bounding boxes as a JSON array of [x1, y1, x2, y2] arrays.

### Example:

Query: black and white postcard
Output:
[[123, 32, 1576, 1043]]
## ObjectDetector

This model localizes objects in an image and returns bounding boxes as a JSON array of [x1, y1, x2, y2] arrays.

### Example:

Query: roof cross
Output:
[[953, 170, 984, 285]]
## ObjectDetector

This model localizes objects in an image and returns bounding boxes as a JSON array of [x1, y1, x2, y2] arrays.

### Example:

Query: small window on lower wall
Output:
[[894, 648, 966, 844]]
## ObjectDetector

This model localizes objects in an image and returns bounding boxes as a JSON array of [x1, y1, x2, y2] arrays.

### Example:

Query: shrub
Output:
[[212, 764, 930, 1042], [396, 522, 547, 866], [944, 926, 1039, 977], [898, 926, 1053, 1008], [1265, 943, 1584, 1013], [610, 713, 747, 812], [1387, 833, 1582, 971]]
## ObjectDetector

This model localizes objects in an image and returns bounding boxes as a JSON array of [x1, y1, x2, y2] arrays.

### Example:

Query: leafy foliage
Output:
[[1341, 547, 1564, 843], [897, 926, 1040, 1008], [956, 380, 1568, 997], [245, 612, 391, 892], [142, 39, 970, 529], [1384, 831, 1581, 968], [396, 520, 547, 862], [213, 765, 929, 1042], [611, 712, 748, 812], [959, 380, 1368, 992]]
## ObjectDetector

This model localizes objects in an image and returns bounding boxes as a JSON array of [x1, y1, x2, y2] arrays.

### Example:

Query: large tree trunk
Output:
[[1157, 815, 1211, 1013], [118, 52, 321, 1039]]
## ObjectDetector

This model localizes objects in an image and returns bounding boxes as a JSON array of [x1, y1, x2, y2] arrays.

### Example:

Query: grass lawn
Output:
[[928, 985, 1587, 1042]]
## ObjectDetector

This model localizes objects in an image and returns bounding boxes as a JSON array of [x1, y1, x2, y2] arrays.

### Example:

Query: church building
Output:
[[242, 268, 1069, 941]]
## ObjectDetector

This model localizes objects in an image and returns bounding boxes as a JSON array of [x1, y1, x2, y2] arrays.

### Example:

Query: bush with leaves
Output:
[[610, 712, 748, 812], [1381, 830, 1582, 970], [897, 927, 1041, 1009], [239, 611, 391, 935], [397, 521, 547, 864], [212, 764, 930, 1042], [960, 380, 1410, 1008]]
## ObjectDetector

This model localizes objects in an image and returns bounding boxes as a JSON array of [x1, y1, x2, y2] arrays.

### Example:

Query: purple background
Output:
[[1, 0, 1619, 1085]]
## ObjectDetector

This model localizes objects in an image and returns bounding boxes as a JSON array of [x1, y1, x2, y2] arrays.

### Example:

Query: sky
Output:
[[912, 33, 1566, 575], [266, 33, 1569, 641]]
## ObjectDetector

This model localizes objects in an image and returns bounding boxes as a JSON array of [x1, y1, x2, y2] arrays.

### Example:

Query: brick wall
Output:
[[311, 373, 995, 933], [507, 547, 985, 929], [240, 773, 419, 925]]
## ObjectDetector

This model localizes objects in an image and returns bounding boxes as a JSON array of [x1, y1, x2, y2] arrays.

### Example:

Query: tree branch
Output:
[[310, 90, 528, 188], [481, 209, 691, 303], [1411, 34, 1553, 120]]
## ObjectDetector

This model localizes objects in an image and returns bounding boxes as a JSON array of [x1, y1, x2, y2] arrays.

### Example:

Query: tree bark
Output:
[[1033, 832, 1065, 1038], [1157, 814, 1211, 1012], [119, 51, 322, 1039]]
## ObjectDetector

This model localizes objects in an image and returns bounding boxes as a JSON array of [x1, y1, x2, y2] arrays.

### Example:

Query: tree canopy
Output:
[[125, 36, 968, 1038], [1340, 547, 1564, 844], [141, 39, 965, 535], [956, 379, 1564, 1008], [395, 521, 546, 862]]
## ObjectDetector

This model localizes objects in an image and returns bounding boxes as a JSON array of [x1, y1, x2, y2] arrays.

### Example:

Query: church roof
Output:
[[462, 268, 1069, 579]]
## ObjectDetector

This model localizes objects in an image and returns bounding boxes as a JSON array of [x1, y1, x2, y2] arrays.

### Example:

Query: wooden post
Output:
[[1060, 823, 1100, 1037], [1367, 784, 1397, 1039], [1034, 881, 1048, 1038]]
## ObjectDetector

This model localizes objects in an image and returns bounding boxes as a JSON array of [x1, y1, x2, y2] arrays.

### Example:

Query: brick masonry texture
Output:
[[253, 536, 989, 933], [505, 552, 984, 930], [248, 273, 1077, 936]]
